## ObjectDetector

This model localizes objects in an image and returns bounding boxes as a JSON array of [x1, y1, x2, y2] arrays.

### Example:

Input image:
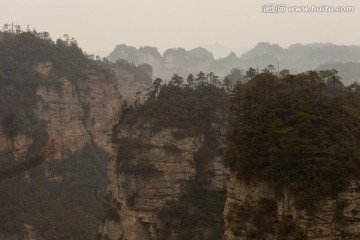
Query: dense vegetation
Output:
[[0, 143, 108, 240], [227, 198, 277, 238], [0, 153, 46, 182], [158, 181, 227, 240], [226, 69, 360, 211], [124, 72, 230, 133], [227, 198, 307, 239]]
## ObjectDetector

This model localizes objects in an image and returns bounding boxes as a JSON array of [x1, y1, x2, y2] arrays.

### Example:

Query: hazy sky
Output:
[[1, 0, 360, 58]]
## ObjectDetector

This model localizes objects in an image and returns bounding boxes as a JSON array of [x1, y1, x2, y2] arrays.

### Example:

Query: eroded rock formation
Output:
[[98, 84, 230, 240], [224, 173, 360, 239]]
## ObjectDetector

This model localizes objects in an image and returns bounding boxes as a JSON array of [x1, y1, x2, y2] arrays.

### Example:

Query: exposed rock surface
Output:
[[0, 30, 153, 240], [99, 123, 229, 240], [0, 62, 121, 159], [112, 68, 150, 104], [0, 62, 121, 239], [224, 172, 360, 239], [24, 224, 37, 240], [0, 59, 149, 240]]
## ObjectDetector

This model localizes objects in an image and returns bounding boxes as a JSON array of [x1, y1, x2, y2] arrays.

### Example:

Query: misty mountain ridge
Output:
[[241, 42, 360, 71], [108, 42, 360, 84], [107, 44, 239, 79], [200, 42, 233, 58]]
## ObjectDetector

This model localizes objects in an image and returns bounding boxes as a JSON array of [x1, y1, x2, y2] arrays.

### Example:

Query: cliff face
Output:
[[0, 31, 151, 240], [112, 67, 150, 104], [98, 84, 230, 240], [99, 125, 229, 240], [36, 65, 121, 155], [224, 173, 360, 239], [0, 61, 122, 240], [0, 62, 121, 160]]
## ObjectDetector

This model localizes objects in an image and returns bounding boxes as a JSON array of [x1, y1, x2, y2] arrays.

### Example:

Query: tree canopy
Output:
[[226, 70, 360, 211]]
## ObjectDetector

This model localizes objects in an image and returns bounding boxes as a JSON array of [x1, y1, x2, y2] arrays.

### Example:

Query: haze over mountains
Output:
[[200, 42, 234, 59], [3, 25, 360, 240], [108, 42, 360, 85]]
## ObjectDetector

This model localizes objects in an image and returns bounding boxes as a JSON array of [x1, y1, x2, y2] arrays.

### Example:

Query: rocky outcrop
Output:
[[0, 59, 152, 161], [0, 61, 123, 239], [99, 123, 229, 240], [224, 172, 360, 239], [0, 62, 121, 160], [35, 67, 122, 155], [24, 224, 37, 240], [0, 30, 153, 240], [0, 58, 151, 239], [112, 68, 150, 104]]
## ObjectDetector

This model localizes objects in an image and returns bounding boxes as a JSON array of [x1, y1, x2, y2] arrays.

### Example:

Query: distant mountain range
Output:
[[241, 42, 360, 73], [107, 42, 360, 85], [107, 44, 239, 80], [200, 42, 233, 59]]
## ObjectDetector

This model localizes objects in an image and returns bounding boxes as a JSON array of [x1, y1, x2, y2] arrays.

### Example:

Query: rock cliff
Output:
[[224, 173, 360, 239], [0, 60, 122, 239], [0, 61, 121, 160], [0, 30, 150, 240], [98, 84, 230, 240], [99, 125, 229, 240]]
